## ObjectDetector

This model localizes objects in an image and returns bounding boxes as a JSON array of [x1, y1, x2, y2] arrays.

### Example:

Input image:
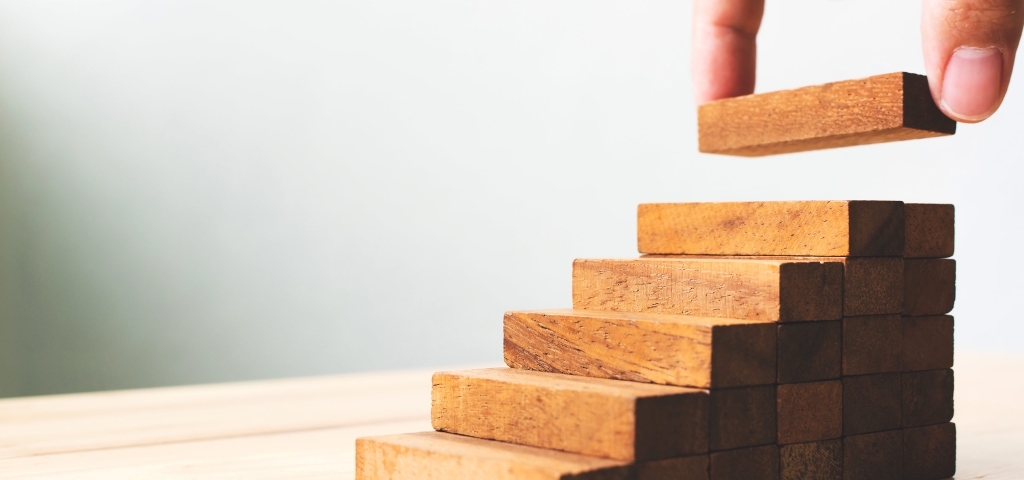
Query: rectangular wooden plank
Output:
[[904, 203, 954, 259], [843, 315, 902, 376], [709, 385, 776, 451], [843, 373, 902, 435], [901, 369, 954, 428], [572, 257, 843, 322], [697, 72, 955, 156], [709, 444, 780, 480], [637, 201, 905, 257], [356, 431, 633, 480], [503, 309, 776, 389], [903, 423, 956, 480], [843, 430, 903, 480], [901, 315, 954, 372], [431, 368, 708, 461], [776, 381, 843, 445], [777, 321, 841, 383], [904, 259, 956, 316], [779, 439, 843, 480]]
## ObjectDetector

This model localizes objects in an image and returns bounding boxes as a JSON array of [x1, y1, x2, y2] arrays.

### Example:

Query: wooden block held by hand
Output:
[[572, 257, 843, 322], [903, 423, 956, 480], [904, 203, 954, 259], [779, 440, 843, 480], [698, 72, 955, 156], [355, 431, 633, 480], [843, 315, 902, 376], [903, 259, 956, 316], [843, 430, 903, 480], [777, 381, 843, 445], [637, 201, 905, 257], [901, 369, 954, 428], [710, 444, 780, 480], [710, 385, 776, 451], [778, 321, 842, 383], [431, 368, 709, 461], [843, 373, 901, 435], [504, 309, 776, 388]]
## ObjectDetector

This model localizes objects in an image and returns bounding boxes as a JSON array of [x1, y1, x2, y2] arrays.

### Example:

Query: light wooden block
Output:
[[709, 385, 776, 451], [431, 368, 708, 461], [572, 257, 843, 322], [777, 321, 841, 383], [779, 440, 843, 480], [901, 369, 954, 428], [709, 444, 780, 480], [903, 423, 956, 480], [355, 431, 632, 480], [776, 381, 843, 445], [843, 430, 903, 480], [843, 373, 902, 436], [503, 309, 776, 389], [697, 72, 955, 156], [904, 203, 954, 259], [901, 315, 954, 372], [903, 259, 955, 316], [843, 315, 902, 376], [637, 201, 905, 257]]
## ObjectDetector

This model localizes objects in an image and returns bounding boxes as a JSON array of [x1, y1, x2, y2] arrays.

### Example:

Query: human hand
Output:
[[692, 0, 1024, 123]]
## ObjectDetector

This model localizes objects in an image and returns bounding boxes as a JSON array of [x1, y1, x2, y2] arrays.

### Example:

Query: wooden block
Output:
[[697, 72, 955, 156], [777, 381, 842, 445], [355, 431, 633, 480], [431, 368, 708, 461], [709, 385, 776, 451], [901, 316, 954, 372], [504, 309, 776, 389], [777, 321, 841, 383], [709, 444, 780, 480], [901, 369, 954, 428], [843, 430, 903, 480], [637, 456, 710, 480], [843, 315, 902, 376], [779, 440, 843, 480], [904, 203, 954, 259], [637, 201, 905, 257], [903, 423, 956, 480], [572, 257, 843, 322], [903, 259, 955, 316], [843, 373, 901, 435]]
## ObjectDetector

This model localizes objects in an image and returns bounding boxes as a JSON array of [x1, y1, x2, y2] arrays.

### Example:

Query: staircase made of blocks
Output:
[[355, 201, 956, 480]]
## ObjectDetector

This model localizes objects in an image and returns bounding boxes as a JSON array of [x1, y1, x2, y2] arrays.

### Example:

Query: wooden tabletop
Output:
[[0, 352, 1020, 479]]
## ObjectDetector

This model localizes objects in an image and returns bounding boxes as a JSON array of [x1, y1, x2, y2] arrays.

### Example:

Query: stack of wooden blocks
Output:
[[356, 200, 955, 480]]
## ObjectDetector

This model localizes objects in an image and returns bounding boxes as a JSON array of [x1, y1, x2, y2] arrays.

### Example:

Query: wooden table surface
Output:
[[0, 352, 1020, 479]]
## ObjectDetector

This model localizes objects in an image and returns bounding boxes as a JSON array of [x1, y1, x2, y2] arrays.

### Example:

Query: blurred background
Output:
[[0, 0, 1018, 398]]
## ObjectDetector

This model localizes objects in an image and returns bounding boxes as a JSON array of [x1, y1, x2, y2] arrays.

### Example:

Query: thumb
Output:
[[922, 0, 1024, 122]]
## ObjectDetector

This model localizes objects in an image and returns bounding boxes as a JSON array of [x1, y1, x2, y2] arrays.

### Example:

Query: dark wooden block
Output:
[[638, 455, 710, 480], [843, 257, 903, 316], [778, 321, 841, 383], [903, 423, 956, 480], [901, 369, 954, 428], [843, 315, 902, 375], [904, 203, 954, 259], [843, 373, 901, 435], [710, 385, 776, 451], [779, 440, 842, 480], [777, 381, 842, 445], [710, 444, 780, 480], [901, 316, 954, 372], [903, 259, 955, 316], [844, 430, 903, 480]]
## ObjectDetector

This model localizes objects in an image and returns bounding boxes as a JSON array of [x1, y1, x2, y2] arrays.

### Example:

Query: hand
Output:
[[692, 0, 1024, 123]]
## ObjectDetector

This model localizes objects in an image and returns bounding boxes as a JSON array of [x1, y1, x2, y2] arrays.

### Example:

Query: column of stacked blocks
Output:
[[355, 200, 956, 480]]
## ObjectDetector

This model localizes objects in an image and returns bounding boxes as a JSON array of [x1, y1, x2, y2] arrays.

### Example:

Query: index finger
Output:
[[692, 0, 766, 105]]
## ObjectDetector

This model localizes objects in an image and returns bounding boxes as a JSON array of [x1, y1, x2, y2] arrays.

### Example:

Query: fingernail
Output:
[[941, 47, 1003, 121]]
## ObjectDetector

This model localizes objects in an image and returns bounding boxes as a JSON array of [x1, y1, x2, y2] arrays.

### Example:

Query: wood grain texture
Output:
[[903, 423, 956, 480], [779, 440, 842, 480], [901, 316, 954, 372], [709, 444, 780, 480], [901, 369, 954, 428], [697, 72, 956, 156], [904, 259, 956, 316], [431, 368, 708, 461], [777, 381, 843, 445], [843, 315, 902, 376], [777, 321, 842, 383], [636, 456, 710, 480], [637, 201, 905, 257], [843, 373, 902, 436], [572, 257, 843, 322], [904, 203, 954, 259], [503, 309, 776, 389], [356, 431, 632, 480], [843, 430, 903, 480], [709, 385, 776, 451]]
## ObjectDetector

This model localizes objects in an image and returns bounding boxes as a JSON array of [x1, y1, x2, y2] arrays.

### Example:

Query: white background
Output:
[[0, 0, 1018, 397]]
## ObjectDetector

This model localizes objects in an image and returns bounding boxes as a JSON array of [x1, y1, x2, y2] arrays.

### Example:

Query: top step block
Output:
[[638, 201, 905, 257], [698, 72, 956, 156]]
